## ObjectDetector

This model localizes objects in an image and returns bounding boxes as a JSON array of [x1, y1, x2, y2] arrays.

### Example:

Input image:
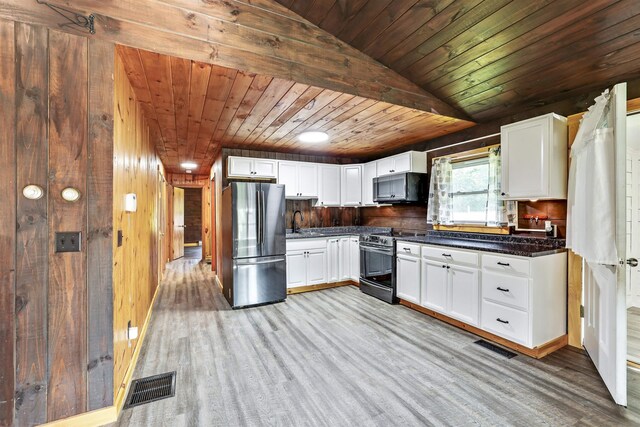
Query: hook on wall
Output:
[[36, 0, 96, 34]]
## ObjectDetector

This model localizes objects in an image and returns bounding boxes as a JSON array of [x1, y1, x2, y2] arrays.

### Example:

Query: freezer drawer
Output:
[[230, 255, 286, 308]]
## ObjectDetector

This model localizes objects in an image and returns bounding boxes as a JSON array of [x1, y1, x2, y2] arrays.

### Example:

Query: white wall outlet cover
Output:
[[125, 193, 137, 212], [128, 326, 139, 340]]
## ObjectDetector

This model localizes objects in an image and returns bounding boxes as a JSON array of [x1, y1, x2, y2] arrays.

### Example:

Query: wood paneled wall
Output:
[[361, 206, 429, 235], [184, 188, 202, 243], [285, 200, 360, 230], [113, 51, 164, 405], [0, 19, 115, 425]]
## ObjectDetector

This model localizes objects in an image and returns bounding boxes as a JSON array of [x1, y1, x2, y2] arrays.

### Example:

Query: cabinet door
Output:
[[349, 237, 360, 280], [421, 259, 448, 313], [306, 249, 327, 285], [393, 153, 412, 173], [254, 159, 277, 178], [327, 239, 340, 283], [376, 157, 395, 176], [448, 265, 479, 326], [341, 165, 362, 206], [297, 163, 318, 197], [362, 162, 377, 206], [502, 117, 548, 199], [278, 162, 299, 198], [286, 252, 307, 288], [317, 164, 341, 206], [228, 157, 254, 177], [397, 255, 420, 304], [339, 237, 351, 281]]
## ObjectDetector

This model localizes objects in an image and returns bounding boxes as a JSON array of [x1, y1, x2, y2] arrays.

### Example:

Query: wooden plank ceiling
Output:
[[274, 0, 640, 122], [117, 46, 473, 174]]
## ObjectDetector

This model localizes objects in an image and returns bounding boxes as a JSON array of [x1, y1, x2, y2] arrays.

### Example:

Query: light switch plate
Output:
[[55, 232, 81, 253]]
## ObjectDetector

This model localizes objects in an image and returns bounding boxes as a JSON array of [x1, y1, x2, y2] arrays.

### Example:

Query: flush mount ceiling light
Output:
[[297, 131, 329, 143], [181, 162, 197, 169]]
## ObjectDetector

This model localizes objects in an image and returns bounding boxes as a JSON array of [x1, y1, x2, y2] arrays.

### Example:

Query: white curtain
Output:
[[567, 89, 618, 265], [427, 157, 454, 225], [487, 147, 517, 226]]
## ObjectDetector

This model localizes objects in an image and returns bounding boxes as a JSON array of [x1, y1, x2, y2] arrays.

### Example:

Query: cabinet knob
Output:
[[501, 192, 505, 196]]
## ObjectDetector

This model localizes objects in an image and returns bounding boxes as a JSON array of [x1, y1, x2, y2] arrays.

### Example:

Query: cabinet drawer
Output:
[[286, 238, 328, 252], [422, 245, 478, 267], [481, 300, 529, 346], [396, 241, 421, 257], [482, 253, 530, 276], [482, 271, 529, 311]]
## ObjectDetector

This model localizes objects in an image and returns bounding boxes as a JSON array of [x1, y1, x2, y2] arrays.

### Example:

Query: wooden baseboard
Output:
[[113, 281, 162, 417], [184, 242, 200, 247], [40, 406, 117, 427], [287, 280, 356, 295], [398, 299, 567, 359], [215, 274, 222, 290]]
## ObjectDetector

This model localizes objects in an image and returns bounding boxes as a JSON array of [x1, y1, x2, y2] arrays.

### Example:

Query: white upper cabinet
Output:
[[317, 164, 341, 207], [375, 151, 427, 177], [228, 156, 277, 179], [362, 161, 377, 206], [501, 113, 568, 200], [341, 164, 363, 206], [277, 161, 318, 199]]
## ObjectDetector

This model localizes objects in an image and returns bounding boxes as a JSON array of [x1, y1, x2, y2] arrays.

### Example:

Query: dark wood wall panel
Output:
[[0, 18, 16, 427], [47, 30, 89, 420], [14, 21, 49, 426], [360, 206, 428, 235], [87, 38, 115, 410], [285, 200, 360, 230], [184, 188, 202, 243], [0, 18, 116, 425]]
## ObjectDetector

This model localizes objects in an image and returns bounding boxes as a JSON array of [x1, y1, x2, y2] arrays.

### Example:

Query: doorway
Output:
[[627, 112, 640, 365], [183, 187, 203, 260]]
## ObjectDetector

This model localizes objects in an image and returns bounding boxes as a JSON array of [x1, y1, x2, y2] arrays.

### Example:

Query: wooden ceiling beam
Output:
[[1, 0, 469, 120]]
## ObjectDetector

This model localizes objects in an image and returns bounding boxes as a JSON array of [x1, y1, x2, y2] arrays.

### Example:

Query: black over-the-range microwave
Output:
[[373, 172, 427, 204]]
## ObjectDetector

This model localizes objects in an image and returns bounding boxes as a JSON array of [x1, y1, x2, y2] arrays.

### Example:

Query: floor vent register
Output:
[[474, 340, 518, 359], [124, 371, 177, 409]]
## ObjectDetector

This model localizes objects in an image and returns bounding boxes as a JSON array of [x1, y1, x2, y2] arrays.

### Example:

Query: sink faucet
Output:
[[292, 210, 304, 233]]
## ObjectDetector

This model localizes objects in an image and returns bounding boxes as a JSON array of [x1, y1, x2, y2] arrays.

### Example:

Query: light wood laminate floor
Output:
[[115, 259, 640, 426], [629, 307, 640, 363]]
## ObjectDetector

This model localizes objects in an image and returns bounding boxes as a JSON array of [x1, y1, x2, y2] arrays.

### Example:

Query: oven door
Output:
[[359, 244, 394, 287]]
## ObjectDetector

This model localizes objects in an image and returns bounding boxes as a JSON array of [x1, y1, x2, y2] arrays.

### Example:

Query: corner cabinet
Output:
[[278, 161, 318, 199], [227, 156, 277, 179], [376, 151, 427, 177], [341, 164, 363, 206], [316, 164, 341, 207], [501, 113, 568, 200]]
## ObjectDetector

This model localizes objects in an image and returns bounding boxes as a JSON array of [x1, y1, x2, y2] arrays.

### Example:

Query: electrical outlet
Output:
[[55, 232, 81, 253]]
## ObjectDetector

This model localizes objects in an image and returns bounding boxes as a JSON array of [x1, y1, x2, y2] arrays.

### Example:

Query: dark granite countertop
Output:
[[396, 231, 566, 258], [286, 226, 391, 240]]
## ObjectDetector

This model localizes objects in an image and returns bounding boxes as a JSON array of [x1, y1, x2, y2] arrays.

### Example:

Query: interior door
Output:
[[627, 113, 640, 308], [583, 82, 627, 406], [172, 187, 185, 259]]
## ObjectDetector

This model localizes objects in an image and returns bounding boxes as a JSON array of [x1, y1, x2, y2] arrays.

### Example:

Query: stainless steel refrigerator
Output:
[[221, 182, 286, 308]]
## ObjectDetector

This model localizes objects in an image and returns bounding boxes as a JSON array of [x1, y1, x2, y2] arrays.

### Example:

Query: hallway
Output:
[[115, 259, 640, 426]]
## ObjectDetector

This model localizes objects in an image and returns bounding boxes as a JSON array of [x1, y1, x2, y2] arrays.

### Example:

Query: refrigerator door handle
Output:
[[256, 190, 262, 246], [236, 257, 285, 265], [260, 190, 266, 248]]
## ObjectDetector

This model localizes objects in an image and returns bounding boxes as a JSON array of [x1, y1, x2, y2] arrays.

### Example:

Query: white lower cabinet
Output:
[[287, 236, 359, 288], [396, 253, 420, 304], [349, 237, 360, 281], [408, 242, 567, 350], [420, 259, 478, 326], [286, 239, 327, 289], [327, 238, 340, 283]]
